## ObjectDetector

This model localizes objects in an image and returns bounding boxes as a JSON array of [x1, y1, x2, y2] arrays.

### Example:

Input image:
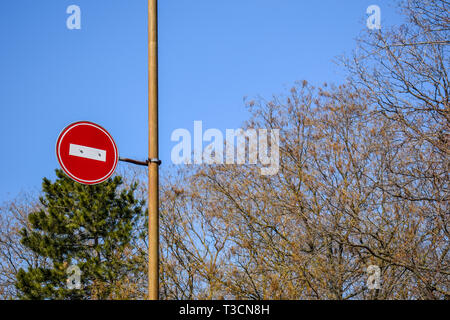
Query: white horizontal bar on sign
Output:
[[69, 144, 107, 162]]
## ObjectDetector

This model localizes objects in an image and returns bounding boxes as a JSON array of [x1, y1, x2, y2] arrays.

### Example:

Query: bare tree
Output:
[[156, 80, 448, 299], [0, 194, 49, 299]]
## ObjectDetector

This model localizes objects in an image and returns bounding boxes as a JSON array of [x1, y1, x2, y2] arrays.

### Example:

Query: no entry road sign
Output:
[[56, 121, 119, 185]]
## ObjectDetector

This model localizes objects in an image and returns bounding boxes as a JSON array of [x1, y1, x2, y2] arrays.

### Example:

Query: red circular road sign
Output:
[[56, 121, 119, 185]]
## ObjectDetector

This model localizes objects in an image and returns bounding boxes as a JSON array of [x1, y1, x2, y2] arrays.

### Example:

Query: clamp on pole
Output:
[[148, 158, 162, 166]]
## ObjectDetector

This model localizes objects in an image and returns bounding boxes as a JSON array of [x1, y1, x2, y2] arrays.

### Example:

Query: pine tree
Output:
[[15, 169, 145, 300]]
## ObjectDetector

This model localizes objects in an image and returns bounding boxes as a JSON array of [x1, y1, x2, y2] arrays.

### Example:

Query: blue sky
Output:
[[0, 0, 401, 201]]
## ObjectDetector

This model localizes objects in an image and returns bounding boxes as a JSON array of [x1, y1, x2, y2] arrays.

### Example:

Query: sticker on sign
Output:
[[56, 121, 119, 185]]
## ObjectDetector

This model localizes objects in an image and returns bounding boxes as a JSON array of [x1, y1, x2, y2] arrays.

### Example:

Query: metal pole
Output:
[[148, 0, 159, 300]]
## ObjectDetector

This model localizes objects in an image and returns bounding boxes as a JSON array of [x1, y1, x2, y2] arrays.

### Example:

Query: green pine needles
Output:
[[15, 169, 146, 300]]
